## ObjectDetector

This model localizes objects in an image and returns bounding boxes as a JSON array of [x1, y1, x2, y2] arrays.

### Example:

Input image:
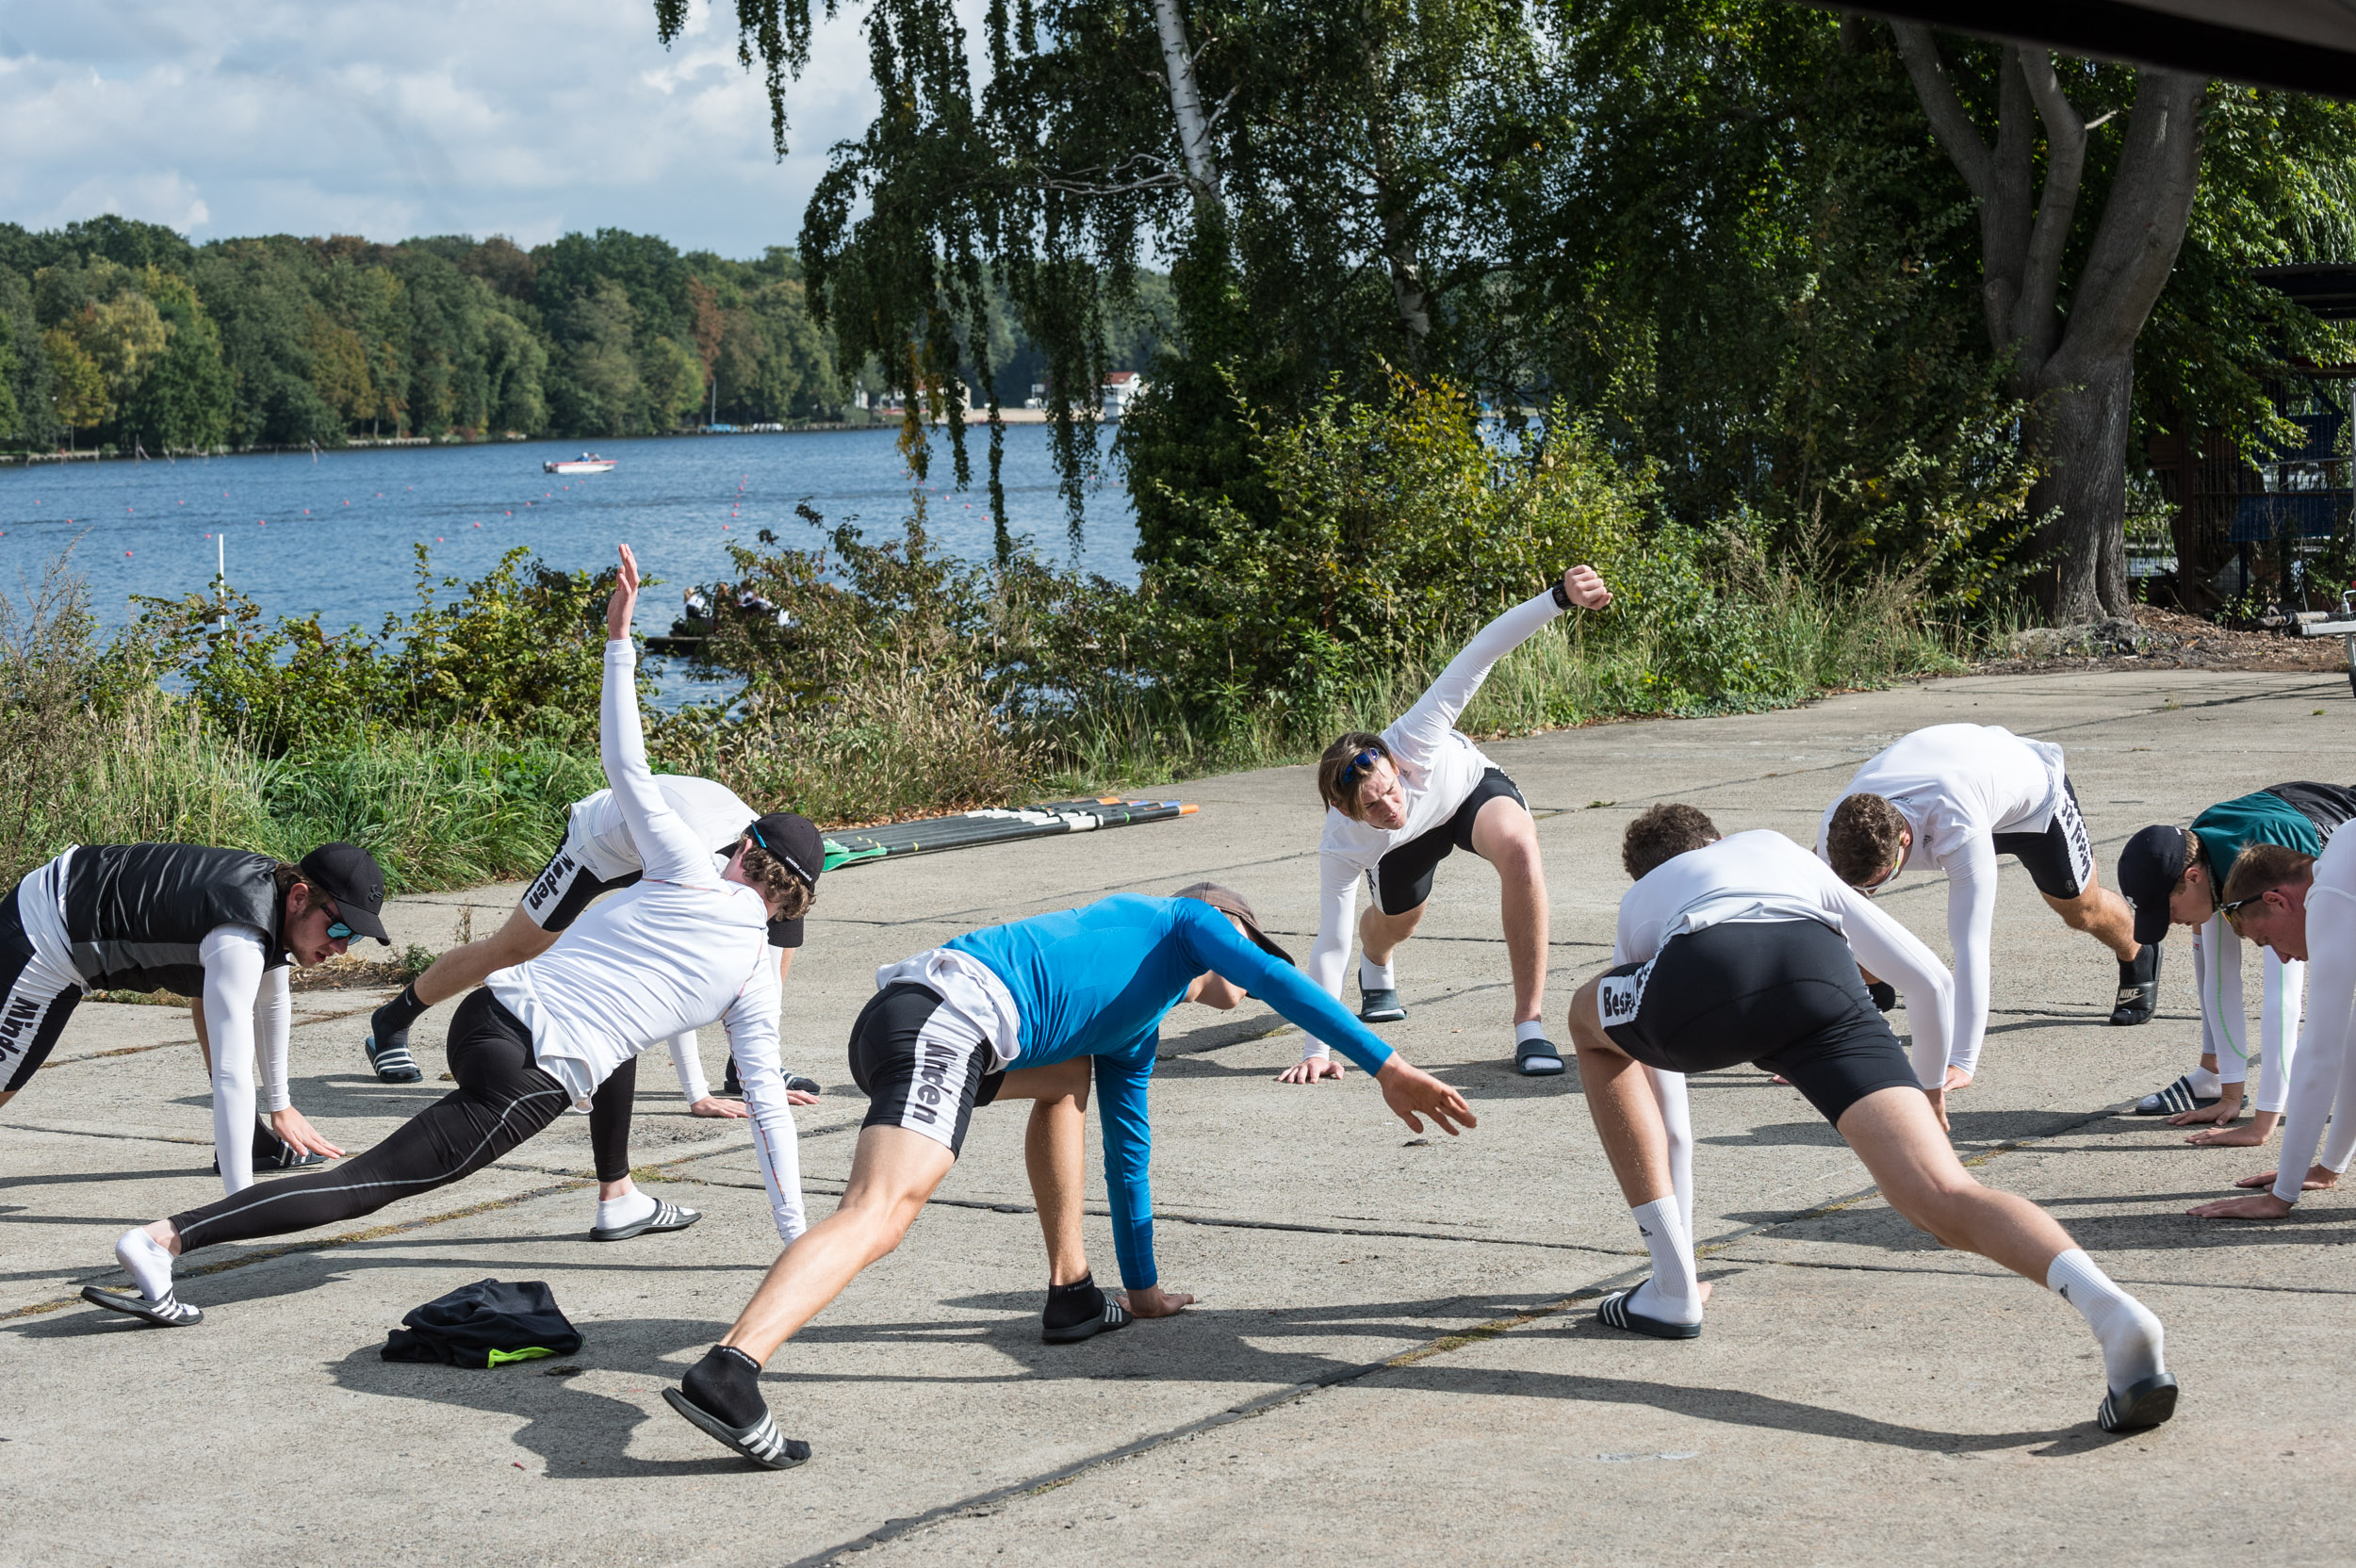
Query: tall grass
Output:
[[1052, 531, 1975, 793]]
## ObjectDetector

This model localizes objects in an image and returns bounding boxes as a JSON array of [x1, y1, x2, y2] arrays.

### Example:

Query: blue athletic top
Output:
[[945, 893, 1396, 1290]]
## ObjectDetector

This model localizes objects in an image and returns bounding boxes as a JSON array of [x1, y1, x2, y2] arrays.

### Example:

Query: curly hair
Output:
[[1824, 793, 1909, 888], [1621, 803, 1720, 880], [1317, 731, 1394, 817], [739, 840, 816, 923]]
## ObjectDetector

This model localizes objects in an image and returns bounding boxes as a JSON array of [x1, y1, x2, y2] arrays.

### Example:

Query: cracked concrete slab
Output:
[[6, 668, 2355, 1564]]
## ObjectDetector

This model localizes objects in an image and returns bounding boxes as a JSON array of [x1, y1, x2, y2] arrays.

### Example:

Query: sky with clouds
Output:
[[0, 0, 892, 256]]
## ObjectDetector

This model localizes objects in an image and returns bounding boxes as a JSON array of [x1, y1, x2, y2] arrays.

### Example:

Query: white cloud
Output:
[[0, 0, 890, 254]]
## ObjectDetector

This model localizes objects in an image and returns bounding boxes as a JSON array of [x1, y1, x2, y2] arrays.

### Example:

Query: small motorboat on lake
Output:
[[545, 453, 617, 475]]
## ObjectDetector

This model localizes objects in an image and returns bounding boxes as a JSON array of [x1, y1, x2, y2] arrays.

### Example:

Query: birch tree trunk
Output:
[[1153, 0, 1224, 210]]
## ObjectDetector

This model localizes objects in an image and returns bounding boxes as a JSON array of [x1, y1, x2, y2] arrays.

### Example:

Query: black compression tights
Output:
[[171, 989, 633, 1252]]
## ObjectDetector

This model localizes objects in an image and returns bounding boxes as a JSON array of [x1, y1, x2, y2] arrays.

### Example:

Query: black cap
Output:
[[746, 812, 822, 949], [1174, 881, 1294, 964], [2117, 825, 2189, 946], [298, 841, 391, 945], [748, 812, 823, 890]]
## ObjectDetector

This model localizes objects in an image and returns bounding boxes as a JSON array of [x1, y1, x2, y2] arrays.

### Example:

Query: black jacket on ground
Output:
[[382, 1279, 583, 1368]]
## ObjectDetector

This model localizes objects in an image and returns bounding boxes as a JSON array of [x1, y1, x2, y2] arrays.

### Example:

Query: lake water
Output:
[[0, 427, 1142, 670]]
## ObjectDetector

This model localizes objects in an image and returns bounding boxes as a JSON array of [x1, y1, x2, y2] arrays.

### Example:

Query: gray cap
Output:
[[1173, 882, 1294, 964]]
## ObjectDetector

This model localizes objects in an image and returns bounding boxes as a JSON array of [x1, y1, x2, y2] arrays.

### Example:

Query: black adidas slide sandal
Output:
[[1595, 1280, 1701, 1340], [1042, 1296, 1133, 1345], [662, 1387, 810, 1469], [1358, 988, 1407, 1024], [2097, 1373, 2179, 1432], [785, 1074, 821, 1096], [80, 1284, 202, 1327], [2134, 1075, 2220, 1117], [364, 1032, 423, 1085], [1515, 1035, 1566, 1076], [592, 1199, 702, 1242]]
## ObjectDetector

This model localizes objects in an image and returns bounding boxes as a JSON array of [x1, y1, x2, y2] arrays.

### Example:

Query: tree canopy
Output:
[[678, 0, 2356, 611]]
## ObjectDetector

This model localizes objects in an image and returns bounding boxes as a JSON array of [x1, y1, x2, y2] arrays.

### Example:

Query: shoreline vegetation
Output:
[[3, 374, 1988, 898], [0, 401, 1082, 465], [0, 217, 1166, 465]]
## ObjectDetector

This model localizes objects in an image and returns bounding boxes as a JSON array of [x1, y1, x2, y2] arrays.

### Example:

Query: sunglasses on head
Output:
[[1338, 747, 1385, 791]]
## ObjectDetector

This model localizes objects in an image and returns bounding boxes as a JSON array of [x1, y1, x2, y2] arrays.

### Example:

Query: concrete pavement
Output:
[[7, 669, 2355, 1565]]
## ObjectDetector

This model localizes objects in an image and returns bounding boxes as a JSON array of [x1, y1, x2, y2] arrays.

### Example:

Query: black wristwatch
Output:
[[1550, 578, 1573, 610]]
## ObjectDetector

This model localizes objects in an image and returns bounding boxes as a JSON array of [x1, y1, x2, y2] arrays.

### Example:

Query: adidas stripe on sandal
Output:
[[662, 1387, 810, 1470], [80, 1284, 202, 1327]]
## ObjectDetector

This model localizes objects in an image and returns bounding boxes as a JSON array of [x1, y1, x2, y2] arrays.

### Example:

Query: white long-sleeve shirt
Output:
[[1615, 829, 1955, 1088], [1815, 724, 2067, 1078], [14, 849, 289, 1197], [2272, 830, 2356, 1203], [563, 774, 791, 1109], [489, 640, 806, 1241], [1301, 589, 1564, 1058]]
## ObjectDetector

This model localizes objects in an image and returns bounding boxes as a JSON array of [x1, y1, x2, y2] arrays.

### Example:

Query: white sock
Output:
[[1359, 955, 1396, 991], [1626, 1197, 1702, 1325], [2047, 1248, 2165, 1395], [116, 1228, 176, 1304], [597, 1188, 657, 1231], [2188, 1064, 2220, 1097], [1513, 1020, 1552, 1045]]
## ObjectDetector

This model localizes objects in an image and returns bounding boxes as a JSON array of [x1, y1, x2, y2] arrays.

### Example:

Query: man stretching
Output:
[[663, 885, 1477, 1468], [2113, 782, 2356, 1135], [82, 546, 810, 1327], [4, 838, 388, 1190], [363, 775, 823, 1119], [1285, 564, 1612, 1084], [2185, 841, 2356, 1220], [1570, 805, 2177, 1434], [1821, 723, 2151, 1090]]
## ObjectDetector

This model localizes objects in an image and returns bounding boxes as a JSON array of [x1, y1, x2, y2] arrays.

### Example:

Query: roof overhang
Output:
[[1801, 3, 2356, 97]]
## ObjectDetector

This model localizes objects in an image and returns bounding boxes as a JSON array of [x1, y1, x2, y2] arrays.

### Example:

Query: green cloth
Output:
[[2190, 789, 2322, 886]]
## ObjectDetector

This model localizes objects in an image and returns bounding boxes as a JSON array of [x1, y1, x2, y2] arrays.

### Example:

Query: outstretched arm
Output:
[[600, 545, 712, 889], [1390, 568, 1610, 758], [1941, 834, 1999, 1079], [1182, 906, 1476, 1135], [719, 961, 806, 1243], [1285, 851, 1363, 1082], [1833, 885, 1955, 1100]]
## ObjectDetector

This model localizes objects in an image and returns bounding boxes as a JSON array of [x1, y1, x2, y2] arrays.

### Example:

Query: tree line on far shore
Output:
[[0, 216, 1170, 455]]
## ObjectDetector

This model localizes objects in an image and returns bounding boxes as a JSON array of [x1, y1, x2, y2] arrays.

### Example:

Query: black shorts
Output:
[[518, 838, 641, 933], [0, 884, 82, 1094], [848, 983, 1006, 1156], [1596, 919, 1922, 1126], [1367, 767, 1529, 916], [1991, 776, 2094, 901]]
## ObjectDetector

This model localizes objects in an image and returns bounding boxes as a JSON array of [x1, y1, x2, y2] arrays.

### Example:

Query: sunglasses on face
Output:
[[1338, 748, 1385, 791], [2217, 895, 2262, 926], [318, 900, 353, 941]]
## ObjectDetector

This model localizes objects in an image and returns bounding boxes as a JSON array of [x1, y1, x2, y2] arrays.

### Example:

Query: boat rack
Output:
[[822, 796, 1197, 872]]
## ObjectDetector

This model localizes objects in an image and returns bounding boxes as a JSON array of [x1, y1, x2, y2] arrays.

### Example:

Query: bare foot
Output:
[[2168, 1098, 2241, 1128], [2188, 1192, 2295, 1220], [1940, 1065, 1972, 1092], [2235, 1165, 2337, 1191]]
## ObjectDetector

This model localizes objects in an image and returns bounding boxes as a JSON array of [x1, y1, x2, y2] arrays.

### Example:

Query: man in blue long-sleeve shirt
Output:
[[663, 882, 1477, 1469]]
